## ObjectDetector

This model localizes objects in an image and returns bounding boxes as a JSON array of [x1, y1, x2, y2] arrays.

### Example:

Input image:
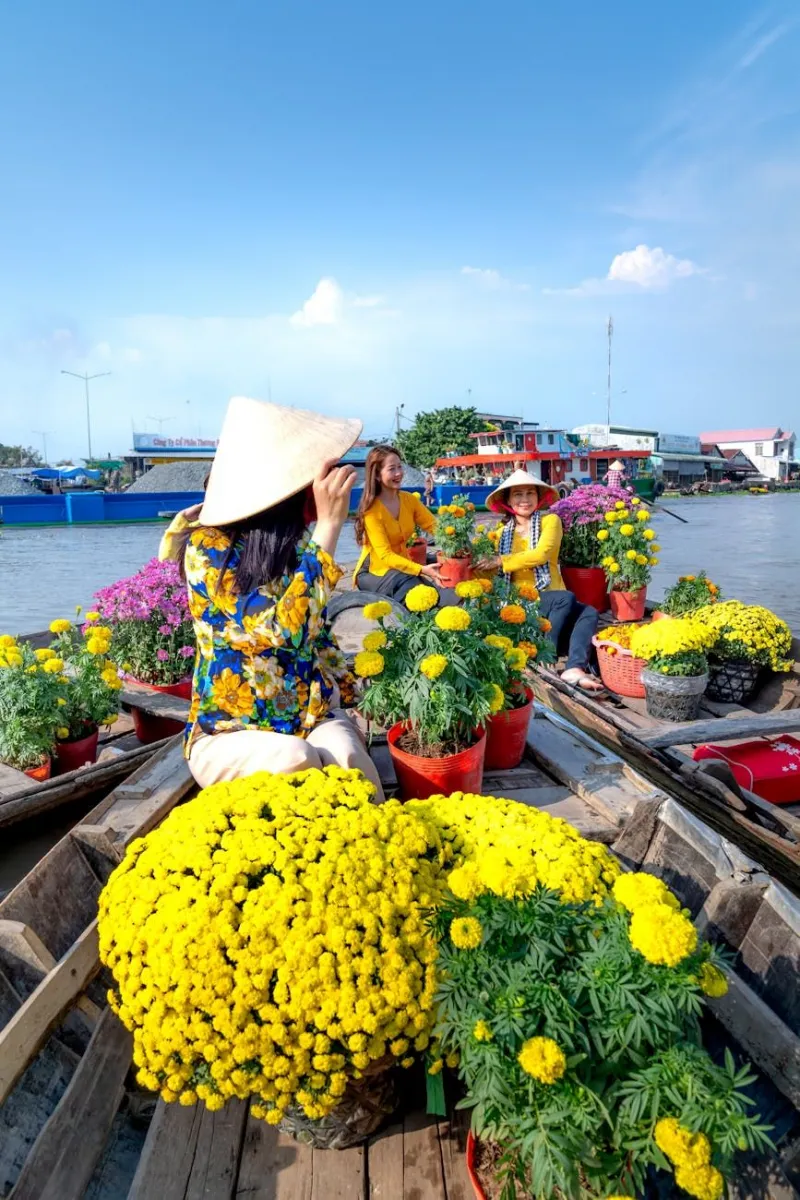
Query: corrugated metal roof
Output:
[[699, 427, 783, 442]]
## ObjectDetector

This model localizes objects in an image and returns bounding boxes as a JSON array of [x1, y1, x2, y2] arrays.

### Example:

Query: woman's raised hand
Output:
[[313, 461, 357, 556]]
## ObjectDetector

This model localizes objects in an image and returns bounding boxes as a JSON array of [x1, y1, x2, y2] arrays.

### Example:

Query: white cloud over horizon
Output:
[[544, 244, 703, 296]]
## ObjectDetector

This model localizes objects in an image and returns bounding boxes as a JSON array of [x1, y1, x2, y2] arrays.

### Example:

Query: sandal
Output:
[[561, 668, 606, 694]]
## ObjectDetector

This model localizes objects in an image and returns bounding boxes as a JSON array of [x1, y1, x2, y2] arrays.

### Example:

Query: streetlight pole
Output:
[[606, 315, 614, 446], [61, 370, 111, 462], [33, 430, 51, 464]]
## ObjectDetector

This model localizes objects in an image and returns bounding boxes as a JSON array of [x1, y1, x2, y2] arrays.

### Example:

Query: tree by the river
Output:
[[397, 406, 486, 468], [0, 444, 43, 468]]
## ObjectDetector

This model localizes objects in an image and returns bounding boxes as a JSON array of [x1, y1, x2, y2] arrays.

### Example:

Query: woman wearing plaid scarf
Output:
[[480, 469, 603, 692]]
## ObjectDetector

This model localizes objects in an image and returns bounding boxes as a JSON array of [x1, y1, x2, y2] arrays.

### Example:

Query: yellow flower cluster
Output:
[[420, 654, 448, 680], [487, 683, 505, 714], [405, 584, 440, 613], [655, 1118, 724, 1200], [407, 792, 621, 905], [438, 503, 467, 517], [698, 962, 728, 997], [450, 916, 483, 949], [517, 1036, 566, 1084], [595, 624, 637, 650], [435, 607, 471, 632], [693, 600, 793, 672], [499, 604, 526, 625], [362, 631, 387, 652], [629, 617, 715, 662], [99, 768, 442, 1124], [485, 634, 513, 653], [362, 600, 393, 621], [612, 872, 679, 913], [454, 580, 485, 600], [628, 902, 697, 967], [354, 650, 385, 677], [49, 618, 72, 634], [472, 1019, 493, 1042]]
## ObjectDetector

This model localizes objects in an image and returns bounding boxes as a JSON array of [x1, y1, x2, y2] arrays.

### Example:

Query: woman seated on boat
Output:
[[480, 469, 603, 693], [162, 395, 384, 797], [353, 444, 459, 605]]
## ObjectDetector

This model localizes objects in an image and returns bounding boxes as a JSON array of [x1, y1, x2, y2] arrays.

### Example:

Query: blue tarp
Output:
[[31, 467, 103, 481]]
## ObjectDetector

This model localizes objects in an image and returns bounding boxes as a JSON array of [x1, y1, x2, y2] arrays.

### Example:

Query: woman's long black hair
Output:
[[220, 488, 313, 593]]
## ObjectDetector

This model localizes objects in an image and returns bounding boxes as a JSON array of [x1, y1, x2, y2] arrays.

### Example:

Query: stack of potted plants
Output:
[[597, 496, 661, 620], [455, 576, 556, 768], [629, 617, 715, 721], [92, 558, 195, 744], [653, 572, 723, 620], [693, 600, 794, 704], [434, 497, 479, 587], [0, 636, 66, 779], [356, 585, 509, 797], [551, 482, 633, 612]]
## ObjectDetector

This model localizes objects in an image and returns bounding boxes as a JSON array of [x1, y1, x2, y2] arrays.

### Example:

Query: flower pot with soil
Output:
[[55, 726, 100, 774], [24, 756, 52, 782], [560, 565, 609, 613], [434, 496, 479, 589], [629, 617, 715, 722], [127, 677, 192, 744], [609, 586, 647, 622], [483, 686, 533, 771], [596, 498, 660, 622], [706, 659, 761, 705], [0, 635, 64, 783], [357, 584, 510, 800], [406, 539, 428, 566]]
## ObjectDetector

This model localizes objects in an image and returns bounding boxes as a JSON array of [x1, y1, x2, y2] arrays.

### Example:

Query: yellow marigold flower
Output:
[[499, 604, 526, 625], [649, 557, 659, 566], [488, 683, 505, 714], [626, 549, 638, 561], [637, 508, 650, 521], [455, 580, 484, 600], [619, 523, 635, 536], [420, 653, 448, 680], [450, 506, 466, 518], [628, 901, 697, 967], [449, 916, 483, 950], [597, 529, 610, 541], [354, 650, 385, 677], [518, 1036, 566, 1084], [85, 610, 100, 621], [49, 619, 72, 634], [478, 578, 493, 594], [604, 511, 617, 522], [651, 542, 661, 552], [515, 581, 540, 601], [42, 657, 65, 674], [643, 528, 655, 541], [630, 496, 641, 505], [636, 554, 648, 566], [428, 1058, 444, 1076], [520, 641, 538, 659], [57, 727, 70, 739], [0, 634, 16, 647], [57, 697, 66, 706], [447, 864, 485, 901], [506, 648, 528, 671], [362, 630, 387, 652], [86, 637, 108, 655], [608, 562, 620, 574], [473, 1020, 493, 1042], [613, 872, 680, 913], [34, 648, 56, 661], [363, 600, 393, 621], [617, 508, 629, 518], [676, 1164, 724, 1200], [445, 525, 456, 535], [699, 962, 728, 997], [615, 500, 626, 509], [435, 607, 471, 632], [485, 634, 513, 652], [437, 505, 451, 515], [405, 584, 439, 613]]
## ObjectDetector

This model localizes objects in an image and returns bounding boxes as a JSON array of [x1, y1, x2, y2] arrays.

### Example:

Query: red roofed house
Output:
[[698, 427, 797, 481]]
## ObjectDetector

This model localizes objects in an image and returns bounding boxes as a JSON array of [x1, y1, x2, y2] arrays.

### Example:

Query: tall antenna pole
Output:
[[606, 315, 614, 446]]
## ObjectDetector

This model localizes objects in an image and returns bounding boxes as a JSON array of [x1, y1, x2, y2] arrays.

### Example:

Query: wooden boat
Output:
[[3, 692, 800, 1198]]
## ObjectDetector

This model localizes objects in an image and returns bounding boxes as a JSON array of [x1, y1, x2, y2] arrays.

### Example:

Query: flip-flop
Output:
[[561, 669, 607, 695]]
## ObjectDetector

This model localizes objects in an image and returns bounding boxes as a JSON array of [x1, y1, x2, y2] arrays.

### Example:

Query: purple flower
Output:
[[156, 649, 170, 662], [158, 623, 172, 636], [179, 646, 195, 658]]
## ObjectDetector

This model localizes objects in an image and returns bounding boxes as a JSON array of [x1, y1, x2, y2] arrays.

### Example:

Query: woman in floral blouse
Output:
[[165, 396, 383, 797]]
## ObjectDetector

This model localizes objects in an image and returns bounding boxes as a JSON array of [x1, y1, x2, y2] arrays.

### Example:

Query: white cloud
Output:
[[546, 244, 703, 296], [290, 277, 345, 328], [607, 244, 701, 288], [461, 266, 529, 291], [738, 21, 792, 69], [352, 294, 385, 308]]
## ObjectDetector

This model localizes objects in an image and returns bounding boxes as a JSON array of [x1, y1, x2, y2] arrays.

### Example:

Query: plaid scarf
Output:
[[499, 513, 551, 590]]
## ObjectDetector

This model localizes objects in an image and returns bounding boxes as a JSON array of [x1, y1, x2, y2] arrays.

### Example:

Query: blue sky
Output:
[[1, 1, 798, 461]]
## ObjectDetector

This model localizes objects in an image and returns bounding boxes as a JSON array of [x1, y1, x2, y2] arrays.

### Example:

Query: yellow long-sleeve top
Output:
[[500, 513, 565, 590], [354, 491, 435, 581], [158, 511, 200, 562]]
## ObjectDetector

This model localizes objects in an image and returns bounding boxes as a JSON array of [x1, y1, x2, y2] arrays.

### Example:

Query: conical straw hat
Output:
[[200, 396, 362, 527], [485, 468, 559, 514]]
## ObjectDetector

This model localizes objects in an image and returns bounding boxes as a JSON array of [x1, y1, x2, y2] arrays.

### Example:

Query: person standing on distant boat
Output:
[[424, 468, 435, 508], [477, 469, 604, 693], [353, 445, 459, 605]]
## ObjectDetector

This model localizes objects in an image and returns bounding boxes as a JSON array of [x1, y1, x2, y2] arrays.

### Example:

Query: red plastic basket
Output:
[[592, 636, 647, 698]]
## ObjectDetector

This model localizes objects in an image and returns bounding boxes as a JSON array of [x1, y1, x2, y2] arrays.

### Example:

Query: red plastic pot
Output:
[[609, 587, 647, 622], [129, 677, 192, 745], [466, 1132, 486, 1199], [387, 723, 486, 800], [406, 541, 428, 566], [437, 554, 474, 588], [651, 610, 671, 621], [561, 566, 609, 613], [23, 757, 52, 782], [484, 688, 533, 770], [55, 728, 99, 774]]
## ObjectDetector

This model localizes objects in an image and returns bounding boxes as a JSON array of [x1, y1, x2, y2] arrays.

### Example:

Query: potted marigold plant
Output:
[[48, 616, 123, 771], [356, 586, 508, 797], [629, 617, 714, 722], [93, 558, 195, 743], [435, 496, 478, 587], [432, 869, 771, 1200], [655, 572, 722, 620], [455, 576, 556, 769], [551, 483, 633, 612], [693, 600, 794, 705], [0, 636, 65, 779], [597, 497, 661, 620]]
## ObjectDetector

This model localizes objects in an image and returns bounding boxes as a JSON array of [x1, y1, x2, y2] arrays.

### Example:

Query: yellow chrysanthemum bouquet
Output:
[[431, 866, 771, 1200], [693, 600, 793, 673], [356, 586, 508, 758], [630, 615, 715, 677], [598, 497, 661, 592]]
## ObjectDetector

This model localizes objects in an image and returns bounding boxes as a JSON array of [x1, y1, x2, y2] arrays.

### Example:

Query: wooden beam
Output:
[[120, 684, 190, 724], [0, 921, 99, 1106], [708, 972, 800, 1110], [129, 1097, 248, 1200], [0, 920, 100, 1025], [9, 1008, 132, 1200], [638, 710, 800, 750]]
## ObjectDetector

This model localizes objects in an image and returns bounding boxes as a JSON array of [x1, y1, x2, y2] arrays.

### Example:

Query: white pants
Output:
[[188, 713, 385, 801]]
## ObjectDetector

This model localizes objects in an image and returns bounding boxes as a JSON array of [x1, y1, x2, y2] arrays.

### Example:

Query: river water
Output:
[[1, 494, 798, 633]]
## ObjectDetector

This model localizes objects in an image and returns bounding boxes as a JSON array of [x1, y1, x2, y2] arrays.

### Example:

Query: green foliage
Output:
[[397, 406, 486, 468], [661, 573, 723, 616], [432, 888, 771, 1199], [51, 624, 122, 738], [0, 444, 43, 468], [0, 642, 64, 769], [462, 575, 557, 704], [435, 496, 478, 559]]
